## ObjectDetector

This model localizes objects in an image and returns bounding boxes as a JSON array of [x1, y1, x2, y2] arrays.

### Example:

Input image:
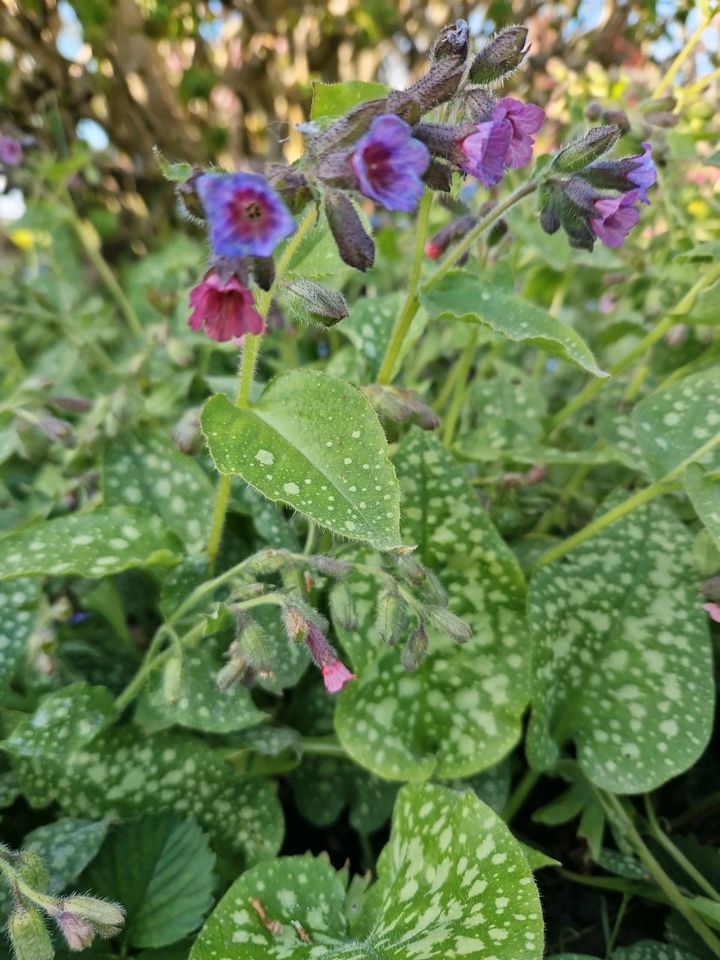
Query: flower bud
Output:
[[253, 256, 275, 292], [324, 189, 375, 272], [172, 406, 202, 455], [426, 605, 472, 644], [17, 849, 49, 891], [468, 27, 528, 86], [55, 910, 95, 951], [401, 621, 429, 671], [424, 214, 477, 261], [363, 384, 440, 431], [61, 895, 125, 938], [388, 58, 464, 122], [162, 654, 183, 704], [330, 582, 357, 632], [306, 555, 352, 579], [375, 583, 407, 646], [247, 548, 292, 575], [395, 554, 427, 586], [285, 278, 348, 327], [8, 907, 54, 960], [430, 18, 470, 63], [550, 125, 620, 173], [422, 160, 453, 193]]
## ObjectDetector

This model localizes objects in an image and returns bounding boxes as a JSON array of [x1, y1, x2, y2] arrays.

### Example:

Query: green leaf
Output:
[[24, 817, 110, 892], [341, 292, 426, 381], [685, 464, 720, 552], [613, 942, 703, 960], [190, 781, 543, 960], [334, 430, 529, 780], [0, 579, 39, 696], [136, 643, 267, 734], [527, 498, 714, 793], [420, 271, 607, 377], [289, 757, 397, 833], [85, 814, 215, 948], [202, 370, 401, 550], [0, 507, 182, 581], [311, 80, 389, 120], [5, 686, 282, 865], [103, 431, 213, 554], [632, 369, 720, 480]]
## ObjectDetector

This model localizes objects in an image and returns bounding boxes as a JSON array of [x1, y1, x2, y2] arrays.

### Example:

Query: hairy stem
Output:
[[377, 190, 433, 385], [644, 795, 720, 902]]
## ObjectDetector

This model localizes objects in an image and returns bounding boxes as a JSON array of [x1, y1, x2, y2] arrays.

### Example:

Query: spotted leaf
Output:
[[333, 429, 529, 780], [24, 817, 110, 892], [202, 370, 402, 550], [103, 431, 213, 553], [632, 369, 720, 480], [342, 293, 426, 380], [0, 507, 182, 581], [0, 579, 39, 697], [189, 782, 543, 960], [685, 464, 720, 552], [527, 498, 714, 793], [420, 271, 607, 377]]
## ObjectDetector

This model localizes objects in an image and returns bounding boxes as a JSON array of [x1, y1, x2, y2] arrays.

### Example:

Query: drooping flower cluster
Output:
[[539, 127, 657, 250]]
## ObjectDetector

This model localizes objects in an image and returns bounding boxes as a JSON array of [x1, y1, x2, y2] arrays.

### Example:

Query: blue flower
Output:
[[197, 172, 295, 258], [350, 115, 430, 213]]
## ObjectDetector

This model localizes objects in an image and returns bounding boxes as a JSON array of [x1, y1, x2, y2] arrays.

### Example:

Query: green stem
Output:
[[206, 205, 318, 572], [502, 768, 540, 823], [300, 736, 349, 759], [644, 795, 720, 902], [602, 793, 720, 955], [67, 212, 143, 338], [442, 328, 480, 446], [653, 14, 709, 98], [376, 190, 433, 385], [548, 264, 720, 435], [557, 868, 665, 902]]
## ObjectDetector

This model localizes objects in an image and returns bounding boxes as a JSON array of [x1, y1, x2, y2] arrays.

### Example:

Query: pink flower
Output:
[[492, 97, 545, 168], [188, 272, 263, 342], [704, 602, 720, 624], [0, 136, 22, 167], [54, 912, 95, 951], [305, 623, 355, 695], [459, 120, 512, 187], [321, 659, 356, 694], [590, 190, 641, 248]]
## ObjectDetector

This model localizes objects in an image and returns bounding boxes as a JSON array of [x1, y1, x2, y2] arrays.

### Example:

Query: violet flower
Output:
[[459, 121, 512, 187], [590, 190, 642, 248], [350, 114, 430, 212], [493, 97, 545, 169], [188, 272, 264, 342], [626, 142, 657, 201], [197, 172, 295, 259], [0, 136, 22, 167]]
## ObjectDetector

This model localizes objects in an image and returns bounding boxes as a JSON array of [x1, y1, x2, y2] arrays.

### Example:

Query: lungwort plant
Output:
[[1, 9, 719, 960]]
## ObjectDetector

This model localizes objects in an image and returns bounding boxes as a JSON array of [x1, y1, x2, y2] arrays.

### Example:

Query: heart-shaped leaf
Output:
[[0, 508, 182, 581], [334, 429, 530, 780], [202, 370, 401, 550], [85, 813, 215, 948], [632, 369, 720, 480], [189, 781, 544, 960], [527, 498, 714, 793], [420, 271, 607, 377], [103, 431, 213, 553]]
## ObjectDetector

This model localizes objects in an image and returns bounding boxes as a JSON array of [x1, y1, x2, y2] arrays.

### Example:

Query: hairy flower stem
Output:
[[643, 795, 720, 902], [601, 792, 720, 955], [377, 180, 538, 386], [206, 205, 318, 572], [535, 429, 720, 568], [377, 190, 433, 385], [548, 262, 720, 435]]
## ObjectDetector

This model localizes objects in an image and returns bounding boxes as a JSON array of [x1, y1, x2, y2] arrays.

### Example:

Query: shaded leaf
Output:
[[685, 464, 720, 552]]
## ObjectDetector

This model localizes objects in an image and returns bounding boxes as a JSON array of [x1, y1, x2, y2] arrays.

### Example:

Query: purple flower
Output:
[[590, 190, 641, 248], [492, 97, 545, 168], [188, 272, 264, 342], [0, 136, 22, 167], [197, 173, 295, 258], [459, 120, 512, 187], [627, 141, 656, 201], [305, 623, 355, 695], [350, 115, 430, 212], [54, 912, 95, 951]]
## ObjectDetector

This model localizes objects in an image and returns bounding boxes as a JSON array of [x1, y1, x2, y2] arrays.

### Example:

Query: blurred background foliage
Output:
[[0, 0, 718, 257]]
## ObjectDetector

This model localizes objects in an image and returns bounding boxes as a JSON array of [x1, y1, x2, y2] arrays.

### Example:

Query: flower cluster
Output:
[[540, 127, 657, 249], [182, 21, 544, 343]]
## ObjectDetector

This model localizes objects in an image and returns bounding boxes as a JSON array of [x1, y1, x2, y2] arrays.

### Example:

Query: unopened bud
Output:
[[307, 555, 352, 578], [17, 849, 49, 891], [430, 18, 469, 63], [395, 555, 427, 586], [388, 58, 464, 123], [55, 910, 95, 950], [550, 125, 620, 173], [285, 278, 348, 327], [62, 895, 125, 939], [363, 384, 439, 431], [401, 621, 429, 671], [282, 604, 308, 643], [423, 159, 453, 193], [162, 655, 183, 704], [375, 583, 407, 646], [247, 548, 292, 575], [425, 215, 477, 261], [253, 256, 275, 292], [8, 907, 54, 960], [330, 582, 357, 631], [39, 415, 74, 446], [172, 406, 202, 455], [426, 605, 472, 644], [468, 27, 528, 86], [324, 190, 375, 273], [238, 619, 272, 679]]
